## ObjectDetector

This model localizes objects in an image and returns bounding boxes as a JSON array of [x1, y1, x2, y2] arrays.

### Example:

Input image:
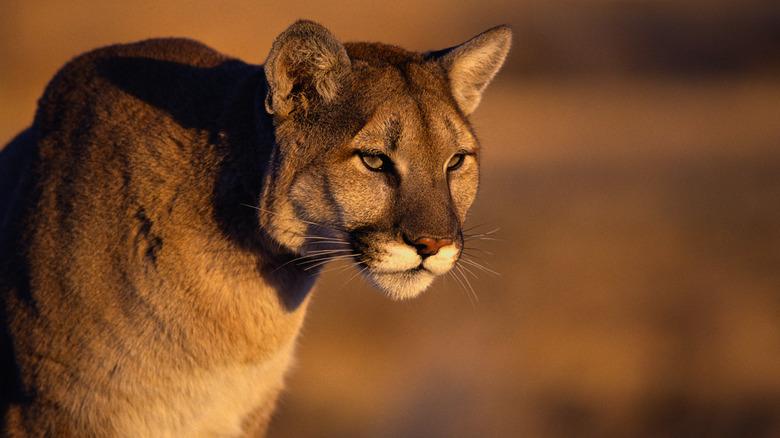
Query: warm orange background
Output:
[[2, 1, 780, 437]]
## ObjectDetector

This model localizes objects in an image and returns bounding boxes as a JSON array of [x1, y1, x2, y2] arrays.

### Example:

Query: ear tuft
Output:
[[264, 20, 351, 116], [426, 25, 512, 115]]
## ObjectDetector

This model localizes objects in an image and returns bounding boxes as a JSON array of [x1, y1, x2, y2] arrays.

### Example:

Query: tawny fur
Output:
[[0, 20, 510, 437]]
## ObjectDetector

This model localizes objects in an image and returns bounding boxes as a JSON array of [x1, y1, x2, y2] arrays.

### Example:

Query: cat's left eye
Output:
[[447, 154, 465, 171]]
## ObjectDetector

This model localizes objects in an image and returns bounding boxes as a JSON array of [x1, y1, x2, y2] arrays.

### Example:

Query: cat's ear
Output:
[[425, 25, 512, 115], [264, 20, 351, 117]]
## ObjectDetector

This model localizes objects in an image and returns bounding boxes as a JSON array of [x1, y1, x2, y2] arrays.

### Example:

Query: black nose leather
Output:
[[412, 237, 453, 256]]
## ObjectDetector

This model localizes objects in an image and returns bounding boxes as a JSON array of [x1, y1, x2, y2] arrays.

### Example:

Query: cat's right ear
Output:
[[264, 20, 351, 117]]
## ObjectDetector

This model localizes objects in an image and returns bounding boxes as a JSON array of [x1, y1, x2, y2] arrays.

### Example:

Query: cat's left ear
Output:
[[425, 25, 512, 115]]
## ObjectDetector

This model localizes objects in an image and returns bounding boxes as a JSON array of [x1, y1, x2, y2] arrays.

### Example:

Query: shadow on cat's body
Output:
[[0, 38, 315, 435]]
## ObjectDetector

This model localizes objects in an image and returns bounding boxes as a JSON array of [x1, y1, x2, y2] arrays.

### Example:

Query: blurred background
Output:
[[2, 1, 779, 436]]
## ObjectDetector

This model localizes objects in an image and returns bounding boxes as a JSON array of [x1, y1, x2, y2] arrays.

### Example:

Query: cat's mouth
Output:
[[360, 261, 428, 275], [361, 267, 436, 300], [356, 247, 459, 300], [337, 233, 460, 299]]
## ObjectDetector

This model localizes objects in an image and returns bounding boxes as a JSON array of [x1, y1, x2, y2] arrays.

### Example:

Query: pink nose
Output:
[[412, 237, 453, 256]]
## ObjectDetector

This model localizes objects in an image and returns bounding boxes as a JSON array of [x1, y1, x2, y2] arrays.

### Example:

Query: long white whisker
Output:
[[303, 235, 350, 243], [462, 223, 497, 234], [301, 255, 356, 271], [461, 247, 494, 256], [270, 249, 349, 274], [466, 236, 503, 243], [447, 269, 466, 294], [274, 250, 351, 270], [269, 247, 343, 268], [319, 260, 361, 277], [463, 227, 501, 244], [459, 256, 500, 276], [302, 248, 353, 257], [452, 265, 478, 306], [240, 203, 344, 232], [341, 264, 369, 289], [474, 227, 500, 235], [458, 265, 479, 304], [298, 253, 355, 266], [456, 261, 479, 279]]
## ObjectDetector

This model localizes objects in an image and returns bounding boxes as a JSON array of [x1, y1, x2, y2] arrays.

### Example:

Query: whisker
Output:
[[451, 265, 478, 306], [464, 224, 499, 233], [459, 255, 500, 276], [461, 247, 493, 256], [304, 242, 350, 249], [319, 260, 361, 277], [302, 235, 350, 242], [462, 222, 496, 234], [456, 261, 479, 279], [273, 248, 352, 270], [298, 253, 354, 267], [466, 236, 503, 243], [460, 246, 494, 260], [270, 250, 347, 274], [240, 203, 347, 233], [302, 248, 354, 257], [463, 228, 498, 237], [446, 269, 466, 294], [301, 255, 357, 271], [463, 227, 500, 239], [341, 264, 369, 290], [459, 265, 479, 304]]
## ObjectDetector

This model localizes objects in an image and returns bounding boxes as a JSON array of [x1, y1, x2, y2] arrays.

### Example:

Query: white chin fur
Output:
[[361, 243, 459, 300], [364, 269, 436, 300]]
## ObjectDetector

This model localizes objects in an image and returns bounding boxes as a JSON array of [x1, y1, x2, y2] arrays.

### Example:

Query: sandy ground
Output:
[[3, 1, 780, 437]]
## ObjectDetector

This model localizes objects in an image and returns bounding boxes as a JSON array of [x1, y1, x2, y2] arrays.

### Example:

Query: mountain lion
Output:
[[0, 20, 511, 437]]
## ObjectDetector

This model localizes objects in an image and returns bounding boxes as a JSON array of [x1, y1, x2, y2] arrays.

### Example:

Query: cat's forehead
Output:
[[345, 42, 425, 67], [347, 42, 451, 96], [348, 91, 477, 157], [342, 42, 476, 154]]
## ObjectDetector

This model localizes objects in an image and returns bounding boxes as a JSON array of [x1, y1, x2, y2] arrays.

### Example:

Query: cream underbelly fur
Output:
[[0, 20, 511, 437], [112, 346, 295, 438]]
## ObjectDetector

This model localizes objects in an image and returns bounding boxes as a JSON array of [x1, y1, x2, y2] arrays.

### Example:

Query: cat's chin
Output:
[[355, 239, 460, 300], [363, 269, 436, 300]]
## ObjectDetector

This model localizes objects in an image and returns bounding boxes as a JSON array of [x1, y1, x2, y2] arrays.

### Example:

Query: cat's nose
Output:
[[412, 236, 453, 256]]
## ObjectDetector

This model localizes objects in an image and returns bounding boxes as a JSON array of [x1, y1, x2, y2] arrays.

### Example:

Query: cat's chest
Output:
[[111, 341, 295, 437]]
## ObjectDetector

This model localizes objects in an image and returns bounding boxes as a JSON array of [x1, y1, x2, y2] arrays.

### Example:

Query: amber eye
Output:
[[360, 153, 390, 172], [447, 153, 465, 170]]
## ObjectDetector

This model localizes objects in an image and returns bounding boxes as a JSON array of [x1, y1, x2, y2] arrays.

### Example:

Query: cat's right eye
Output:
[[359, 153, 391, 172]]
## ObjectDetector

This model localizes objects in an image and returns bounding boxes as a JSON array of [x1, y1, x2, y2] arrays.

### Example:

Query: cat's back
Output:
[[35, 38, 255, 141]]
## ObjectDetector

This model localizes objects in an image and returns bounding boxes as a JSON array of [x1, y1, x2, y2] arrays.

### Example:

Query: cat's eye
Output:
[[447, 153, 466, 171], [359, 153, 391, 172]]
